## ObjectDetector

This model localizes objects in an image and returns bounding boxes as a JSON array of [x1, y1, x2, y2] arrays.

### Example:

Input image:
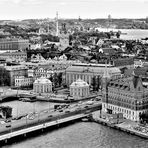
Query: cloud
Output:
[[0, 0, 22, 4], [23, 0, 43, 5], [0, 0, 43, 5], [59, 2, 67, 5]]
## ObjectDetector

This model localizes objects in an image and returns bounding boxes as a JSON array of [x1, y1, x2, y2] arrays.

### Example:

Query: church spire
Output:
[[103, 62, 111, 79], [56, 11, 59, 37]]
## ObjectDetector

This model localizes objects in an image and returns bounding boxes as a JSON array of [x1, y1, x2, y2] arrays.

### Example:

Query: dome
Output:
[[34, 77, 52, 84], [70, 79, 89, 87]]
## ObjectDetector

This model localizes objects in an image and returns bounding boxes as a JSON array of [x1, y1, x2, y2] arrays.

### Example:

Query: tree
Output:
[[53, 73, 59, 88], [91, 76, 96, 91], [0, 68, 10, 86], [116, 31, 120, 38], [96, 76, 101, 91], [57, 73, 63, 87], [139, 111, 148, 124], [91, 75, 101, 91]]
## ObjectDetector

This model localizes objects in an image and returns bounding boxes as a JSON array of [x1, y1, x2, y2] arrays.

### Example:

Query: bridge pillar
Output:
[[5, 139, 7, 144]]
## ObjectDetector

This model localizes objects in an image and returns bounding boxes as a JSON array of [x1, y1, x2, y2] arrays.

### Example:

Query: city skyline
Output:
[[0, 0, 147, 20]]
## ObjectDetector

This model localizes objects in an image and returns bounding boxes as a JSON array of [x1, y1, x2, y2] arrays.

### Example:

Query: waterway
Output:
[[1, 100, 148, 148], [2, 122, 148, 148], [97, 28, 148, 40]]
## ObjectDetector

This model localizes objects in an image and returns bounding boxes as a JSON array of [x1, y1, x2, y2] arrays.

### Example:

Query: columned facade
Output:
[[66, 64, 121, 86], [33, 77, 52, 93], [70, 79, 90, 99]]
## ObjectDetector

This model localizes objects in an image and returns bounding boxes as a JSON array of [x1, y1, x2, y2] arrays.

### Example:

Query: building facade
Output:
[[15, 76, 33, 87], [110, 58, 134, 69], [102, 74, 148, 121], [28, 59, 77, 79], [33, 77, 52, 94], [70, 79, 90, 99], [5, 65, 28, 86], [0, 52, 27, 62], [0, 39, 29, 51], [66, 63, 121, 86]]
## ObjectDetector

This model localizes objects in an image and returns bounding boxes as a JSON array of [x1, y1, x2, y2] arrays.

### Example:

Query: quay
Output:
[[0, 103, 101, 145], [90, 112, 148, 139]]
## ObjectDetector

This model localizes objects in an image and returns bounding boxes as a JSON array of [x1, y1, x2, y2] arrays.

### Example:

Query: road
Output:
[[0, 101, 101, 136]]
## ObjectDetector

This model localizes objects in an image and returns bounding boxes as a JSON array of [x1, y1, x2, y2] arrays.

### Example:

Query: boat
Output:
[[19, 97, 36, 102]]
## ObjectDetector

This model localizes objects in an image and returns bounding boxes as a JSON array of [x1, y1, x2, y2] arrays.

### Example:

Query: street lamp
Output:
[[33, 102, 36, 114], [48, 94, 51, 112]]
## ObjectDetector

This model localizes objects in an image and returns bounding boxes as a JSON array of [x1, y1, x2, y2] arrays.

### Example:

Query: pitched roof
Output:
[[101, 48, 116, 55]]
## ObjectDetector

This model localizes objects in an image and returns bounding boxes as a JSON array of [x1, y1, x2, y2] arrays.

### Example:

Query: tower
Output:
[[102, 64, 111, 112], [108, 14, 112, 29], [56, 11, 59, 37]]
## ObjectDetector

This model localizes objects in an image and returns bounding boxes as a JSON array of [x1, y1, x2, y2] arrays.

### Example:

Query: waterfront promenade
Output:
[[92, 111, 148, 139]]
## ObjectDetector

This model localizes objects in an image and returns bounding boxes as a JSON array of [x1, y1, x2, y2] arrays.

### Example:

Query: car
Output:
[[59, 110, 63, 112], [48, 115, 53, 118], [65, 110, 70, 113], [5, 119, 11, 123], [29, 117, 34, 120], [0, 121, 6, 124], [6, 125, 11, 128], [84, 106, 89, 108]]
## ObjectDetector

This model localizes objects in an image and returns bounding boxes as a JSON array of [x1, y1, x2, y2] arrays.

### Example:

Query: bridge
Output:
[[0, 103, 102, 144], [0, 90, 36, 101]]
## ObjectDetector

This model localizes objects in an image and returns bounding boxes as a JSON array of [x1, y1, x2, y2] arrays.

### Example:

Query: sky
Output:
[[0, 0, 148, 20]]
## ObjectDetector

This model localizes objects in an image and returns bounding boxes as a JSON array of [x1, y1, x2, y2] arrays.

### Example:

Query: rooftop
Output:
[[70, 79, 89, 87]]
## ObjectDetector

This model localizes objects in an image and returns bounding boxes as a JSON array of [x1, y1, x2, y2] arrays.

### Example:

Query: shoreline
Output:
[[90, 114, 148, 139]]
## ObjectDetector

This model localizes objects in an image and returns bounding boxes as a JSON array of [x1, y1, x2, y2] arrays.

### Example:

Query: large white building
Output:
[[15, 76, 33, 87], [33, 77, 52, 94], [66, 63, 121, 86], [70, 79, 90, 99], [102, 67, 148, 121]]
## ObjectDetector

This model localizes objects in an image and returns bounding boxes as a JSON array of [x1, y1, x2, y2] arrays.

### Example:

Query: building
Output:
[[33, 77, 52, 94], [110, 58, 134, 69], [5, 65, 28, 86], [15, 76, 33, 87], [0, 106, 12, 119], [0, 51, 27, 62], [102, 72, 148, 121], [134, 59, 148, 68], [66, 63, 121, 86], [0, 39, 29, 51], [98, 48, 116, 56], [70, 79, 90, 99], [28, 59, 78, 79]]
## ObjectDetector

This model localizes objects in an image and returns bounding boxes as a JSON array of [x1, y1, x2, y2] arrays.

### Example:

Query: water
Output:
[[120, 29, 148, 40], [1, 101, 148, 148], [2, 122, 148, 148], [97, 28, 148, 40]]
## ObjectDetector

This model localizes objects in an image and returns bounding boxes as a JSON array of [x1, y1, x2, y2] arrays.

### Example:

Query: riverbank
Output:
[[91, 111, 148, 139]]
